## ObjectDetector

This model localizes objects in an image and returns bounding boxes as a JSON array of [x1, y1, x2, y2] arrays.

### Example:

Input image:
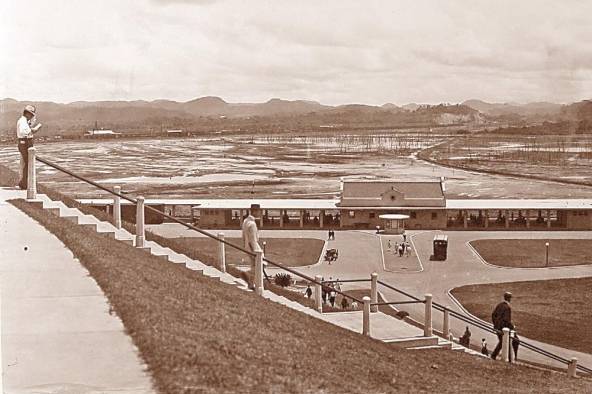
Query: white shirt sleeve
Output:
[[16, 116, 32, 138]]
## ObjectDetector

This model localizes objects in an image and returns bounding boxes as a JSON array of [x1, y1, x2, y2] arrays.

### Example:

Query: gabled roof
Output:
[[342, 180, 444, 200]]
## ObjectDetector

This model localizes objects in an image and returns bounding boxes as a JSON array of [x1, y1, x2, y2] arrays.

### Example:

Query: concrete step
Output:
[[384, 336, 439, 349]]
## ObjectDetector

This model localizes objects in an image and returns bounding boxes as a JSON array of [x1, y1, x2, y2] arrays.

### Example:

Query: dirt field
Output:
[[451, 277, 592, 355], [162, 237, 324, 267], [471, 239, 592, 267]]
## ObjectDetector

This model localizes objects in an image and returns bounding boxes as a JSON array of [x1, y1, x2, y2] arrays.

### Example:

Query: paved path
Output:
[[150, 224, 592, 370], [0, 188, 154, 394]]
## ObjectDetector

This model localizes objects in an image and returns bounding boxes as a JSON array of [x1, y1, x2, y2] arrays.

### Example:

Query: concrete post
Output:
[[26, 147, 37, 200], [279, 210, 284, 228], [501, 328, 510, 362], [568, 357, 578, 378], [217, 232, 226, 272], [525, 209, 530, 228], [135, 196, 145, 248], [505, 210, 510, 228], [362, 296, 371, 336], [424, 293, 433, 337], [113, 185, 122, 229], [314, 275, 323, 313], [299, 210, 304, 228], [484, 210, 488, 228], [370, 272, 378, 313], [547, 209, 552, 228], [463, 210, 468, 228], [443, 309, 450, 338], [254, 251, 264, 296], [320, 210, 325, 228]]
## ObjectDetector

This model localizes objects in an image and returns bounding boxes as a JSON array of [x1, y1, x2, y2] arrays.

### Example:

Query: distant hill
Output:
[[462, 99, 563, 118]]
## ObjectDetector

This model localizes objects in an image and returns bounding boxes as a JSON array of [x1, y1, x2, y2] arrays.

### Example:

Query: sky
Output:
[[1, 0, 591, 105]]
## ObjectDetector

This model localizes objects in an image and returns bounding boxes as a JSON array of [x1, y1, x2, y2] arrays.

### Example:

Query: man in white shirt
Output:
[[16, 105, 42, 189], [241, 203, 266, 287]]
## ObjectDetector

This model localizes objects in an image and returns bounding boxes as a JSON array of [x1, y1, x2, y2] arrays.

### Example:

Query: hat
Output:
[[504, 291, 512, 300], [250, 203, 261, 210], [24, 105, 36, 115]]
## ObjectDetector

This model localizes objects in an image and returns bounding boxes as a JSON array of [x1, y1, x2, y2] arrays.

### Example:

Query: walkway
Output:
[[0, 188, 153, 394]]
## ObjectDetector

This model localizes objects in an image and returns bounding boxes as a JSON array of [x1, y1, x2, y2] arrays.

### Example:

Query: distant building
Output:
[[166, 129, 183, 135], [84, 129, 120, 138]]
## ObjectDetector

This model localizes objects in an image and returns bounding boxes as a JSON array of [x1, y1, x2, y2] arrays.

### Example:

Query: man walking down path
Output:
[[242, 203, 268, 285], [16, 105, 42, 190], [0, 188, 153, 392], [491, 291, 515, 360]]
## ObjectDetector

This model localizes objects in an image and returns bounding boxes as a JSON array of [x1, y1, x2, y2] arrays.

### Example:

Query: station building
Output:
[[79, 178, 592, 231]]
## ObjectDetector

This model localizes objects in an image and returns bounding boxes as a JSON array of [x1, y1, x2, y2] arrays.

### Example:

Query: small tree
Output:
[[274, 273, 292, 287]]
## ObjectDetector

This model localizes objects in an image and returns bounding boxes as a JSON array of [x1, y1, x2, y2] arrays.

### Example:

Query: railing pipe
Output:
[[27, 147, 37, 200], [424, 293, 433, 337], [217, 232, 226, 273], [362, 296, 371, 336], [370, 272, 378, 313], [135, 196, 145, 248], [113, 185, 122, 229], [371, 300, 423, 306]]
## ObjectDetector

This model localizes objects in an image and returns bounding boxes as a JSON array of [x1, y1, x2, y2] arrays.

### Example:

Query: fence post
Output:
[[363, 296, 371, 336], [254, 251, 264, 296], [443, 309, 450, 338], [26, 147, 37, 200], [217, 232, 226, 272], [113, 185, 122, 229], [501, 328, 510, 362], [567, 357, 578, 378], [424, 293, 433, 336], [135, 196, 145, 248], [370, 272, 378, 313], [314, 275, 323, 313]]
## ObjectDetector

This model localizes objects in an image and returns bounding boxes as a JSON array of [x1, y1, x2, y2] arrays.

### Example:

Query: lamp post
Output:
[[545, 242, 549, 267]]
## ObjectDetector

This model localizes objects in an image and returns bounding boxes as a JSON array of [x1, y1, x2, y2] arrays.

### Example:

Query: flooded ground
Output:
[[2, 133, 592, 199]]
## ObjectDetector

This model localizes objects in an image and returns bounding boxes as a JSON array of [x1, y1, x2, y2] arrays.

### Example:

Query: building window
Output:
[[431, 212, 438, 220], [410, 211, 417, 219], [369, 212, 376, 219], [349, 211, 355, 218]]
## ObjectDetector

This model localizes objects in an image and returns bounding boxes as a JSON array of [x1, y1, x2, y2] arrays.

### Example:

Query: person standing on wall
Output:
[[491, 291, 515, 360], [16, 105, 42, 189]]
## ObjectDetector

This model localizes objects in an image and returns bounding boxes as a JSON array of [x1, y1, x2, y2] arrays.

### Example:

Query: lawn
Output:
[[470, 239, 592, 267], [159, 237, 324, 267], [451, 277, 592, 355], [9, 199, 592, 393]]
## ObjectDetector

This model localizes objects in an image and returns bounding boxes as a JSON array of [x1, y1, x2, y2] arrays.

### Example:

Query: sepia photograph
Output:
[[1, 0, 591, 393]]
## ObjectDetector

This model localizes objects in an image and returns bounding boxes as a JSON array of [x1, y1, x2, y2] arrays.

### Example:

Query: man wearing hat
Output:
[[490, 291, 515, 360], [242, 204, 264, 287], [16, 105, 42, 189]]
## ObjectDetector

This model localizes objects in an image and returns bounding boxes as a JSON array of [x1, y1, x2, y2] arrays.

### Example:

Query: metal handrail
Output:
[[35, 156, 363, 305], [321, 279, 370, 284], [371, 300, 423, 307]]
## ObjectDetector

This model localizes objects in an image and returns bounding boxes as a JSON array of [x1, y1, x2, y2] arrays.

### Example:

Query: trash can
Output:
[[433, 234, 448, 261]]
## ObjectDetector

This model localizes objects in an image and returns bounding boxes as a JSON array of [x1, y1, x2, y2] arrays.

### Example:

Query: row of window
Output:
[[349, 211, 438, 220]]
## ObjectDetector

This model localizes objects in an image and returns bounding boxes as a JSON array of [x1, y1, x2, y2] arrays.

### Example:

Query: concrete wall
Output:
[[199, 209, 230, 228]]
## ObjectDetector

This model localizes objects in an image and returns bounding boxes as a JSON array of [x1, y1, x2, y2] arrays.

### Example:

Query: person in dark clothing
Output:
[[511, 329, 520, 361], [481, 338, 489, 356], [491, 292, 515, 360], [305, 285, 313, 298], [341, 297, 349, 310], [329, 291, 336, 307], [459, 326, 471, 348]]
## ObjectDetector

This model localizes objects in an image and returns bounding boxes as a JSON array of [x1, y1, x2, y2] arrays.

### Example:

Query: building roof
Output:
[[446, 199, 592, 210], [342, 180, 443, 199]]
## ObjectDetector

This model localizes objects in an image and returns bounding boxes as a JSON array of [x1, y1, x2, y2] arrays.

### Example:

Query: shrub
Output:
[[274, 272, 292, 287]]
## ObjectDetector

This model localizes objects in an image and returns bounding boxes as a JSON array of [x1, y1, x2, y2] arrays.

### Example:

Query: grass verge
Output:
[[471, 239, 592, 267], [451, 277, 592, 355], [11, 198, 592, 393]]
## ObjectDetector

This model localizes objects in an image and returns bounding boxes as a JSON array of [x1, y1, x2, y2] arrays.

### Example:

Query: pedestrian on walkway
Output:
[[481, 338, 489, 356], [398, 243, 404, 257], [491, 291, 514, 360], [341, 297, 349, 310], [242, 204, 263, 289], [459, 326, 471, 347], [351, 300, 358, 310], [16, 105, 42, 190], [512, 329, 520, 361], [329, 290, 336, 307], [405, 241, 411, 257], [305, 285, 312, 298], [387, 240, 392, 250]]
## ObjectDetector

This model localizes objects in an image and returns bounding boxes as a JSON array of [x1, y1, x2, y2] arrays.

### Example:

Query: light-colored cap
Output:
[[24, 105, 36, 115]]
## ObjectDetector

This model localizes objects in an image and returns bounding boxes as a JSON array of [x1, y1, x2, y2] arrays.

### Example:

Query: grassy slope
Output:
[[471, 239, 592, 267], [451, 278, 592, 355], [9, 200, 592, 393], [163, 237, 324, 267]]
